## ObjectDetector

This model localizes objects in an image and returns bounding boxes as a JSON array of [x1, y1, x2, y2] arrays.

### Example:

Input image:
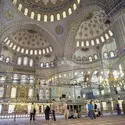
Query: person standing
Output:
[[45, 104, 50, 123], [88, 100, 94, 119], [63, 102, 69, 119], [116, 102, 121, 115], [51, 99, 57, 121], [122, 100, 125, 115], [30, 103, 35, 122]]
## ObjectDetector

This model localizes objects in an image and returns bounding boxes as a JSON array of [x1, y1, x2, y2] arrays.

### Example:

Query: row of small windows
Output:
[[73, 54, 99, 63], [17, 57, 54, 68], [0, 55, 54, 68], [0, 55, 11, 63], [103, 51, 116, 59], [3, 38, 53, 55], [12, 0, 80, 22], [76, 30, 113, 47]]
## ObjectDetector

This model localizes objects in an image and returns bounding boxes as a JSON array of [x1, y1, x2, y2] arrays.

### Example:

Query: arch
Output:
[[103, 52, 108, 58], [31, 11, 35, 19], [57, 13, 61, 21], [89, 56, 93, 62], [62, 11, 66, 18], [50, 15, 54, 22], [23, 57, 28, 65], [17, 57, 22, 65], [68, 8, 72, 15], [1, 23, 62, 57], [44, 15, 48, 22], [18, 4, 22, 11], [24, 8, 28, 16], [110, 51, 115, 57], [29, 59, 34, 67], [5, 57, 10, 63], [37, 13, 41, 21]]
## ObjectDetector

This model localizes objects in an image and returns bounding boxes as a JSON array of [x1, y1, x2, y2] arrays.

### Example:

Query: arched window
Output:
[[105, 33, 109, 40], [44, 15, 47, 22], [29, 59, 34, 67], [37, 13, 41, 21], [110, 51, 115, 57], [73, 3, 77, 10], [76, 41, 80, 47], [6, 40, 10, 45], [17, 47, 20, 52], [68, 8, 72, 15], [17, 57, 22, 65], [103, 52, 108, 58], [12, 45, 16, 50], [40, 62, 44, 67], [50, 61, 54, 67], [4, 37, 8, 43], [50, 15, 54, 22], [34, 50, 37, 55], [23, 57, 28, 66], [24, 8, 28, 16], [89, 56, 92, 62], [5, 57, 10, 63], [43, 49, 45, 54], [101, 36, 105, 42], [49, 47, 53, 52], [30, 50, 33, 55], [86, 41, 89, 46], [81, 41, 84, 47], [46, 62, 49, 68], [11, 87, 17, 98], [62, 11, 66, 18], [91, 40, 95, 46], [18, 4, 22, 11], [108, 30, 113, 36], [96, 38, 100, 44], [0, 55, 4, 61], [13, 0, 17, 5], [94, 55, 98, 60], [77, 0, 80, 4], [46, 48, 49, 53], [25, 49, 29, 54], [39, 50, 42, 55], [57, 13, 60, 20], [21, 48, 24, 53], [31, 11, 35, 19]]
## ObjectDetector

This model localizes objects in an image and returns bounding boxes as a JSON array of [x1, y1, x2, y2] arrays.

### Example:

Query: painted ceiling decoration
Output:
[[3, 30, 53, 56], [75, 10, 113, 47], [12, 0, 81, 22]]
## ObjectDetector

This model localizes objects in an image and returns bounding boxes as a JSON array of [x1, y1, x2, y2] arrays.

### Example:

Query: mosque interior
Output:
[[0, 0, 125, 119]]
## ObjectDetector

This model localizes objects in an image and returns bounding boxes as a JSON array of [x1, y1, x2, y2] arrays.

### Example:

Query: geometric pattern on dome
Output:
[[12, 0, 80, 22], [75, 10, 108, 40], [10, 30, 50, 49], [3, 30, 53, 56]]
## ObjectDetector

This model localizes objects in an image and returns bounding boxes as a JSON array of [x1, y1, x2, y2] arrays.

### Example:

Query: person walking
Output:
[[30, 103, 35, 122], [45, 104, 50, 123], [88, 100, 94, 119], [51, 99, 57, 121]]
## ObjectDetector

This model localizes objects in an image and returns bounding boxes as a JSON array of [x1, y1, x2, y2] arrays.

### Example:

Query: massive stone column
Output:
[[113, 14, 125, 53]]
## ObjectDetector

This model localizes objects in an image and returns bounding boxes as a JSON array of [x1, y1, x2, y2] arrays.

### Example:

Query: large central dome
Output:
[[12, 0, 81, 22]]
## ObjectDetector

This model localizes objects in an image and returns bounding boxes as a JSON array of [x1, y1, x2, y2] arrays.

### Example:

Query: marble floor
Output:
[[0, 116, 125, 125]]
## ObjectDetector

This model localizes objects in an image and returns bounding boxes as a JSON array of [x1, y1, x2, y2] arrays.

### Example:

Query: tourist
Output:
[[122, 100, 125, 115], [63, 102, 69, 119], [51, 99, 57, 121], [30, 103, 35, 122], [88, 100, 94, 119], [45, 104, 50, 123]]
